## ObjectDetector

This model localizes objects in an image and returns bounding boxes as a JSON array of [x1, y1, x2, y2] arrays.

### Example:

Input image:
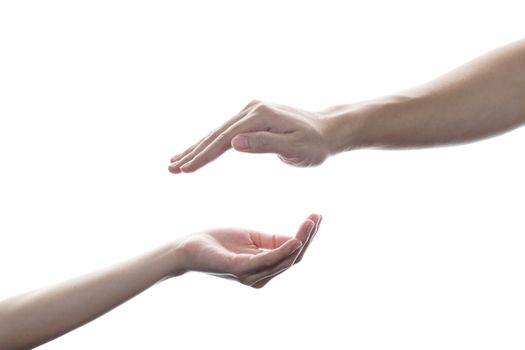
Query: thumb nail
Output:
[[232, 135, 249, 150]]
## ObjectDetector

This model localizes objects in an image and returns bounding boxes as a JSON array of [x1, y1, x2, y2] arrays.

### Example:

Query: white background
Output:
[[1, 1, 524, 349]]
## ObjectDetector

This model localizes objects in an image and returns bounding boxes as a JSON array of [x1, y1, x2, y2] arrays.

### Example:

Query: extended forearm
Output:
[[323, 38, 525, 152], [0, 243, 182, 349]]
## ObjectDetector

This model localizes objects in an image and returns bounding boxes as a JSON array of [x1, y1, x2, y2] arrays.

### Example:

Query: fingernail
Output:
[[232, 135, 249, 150]]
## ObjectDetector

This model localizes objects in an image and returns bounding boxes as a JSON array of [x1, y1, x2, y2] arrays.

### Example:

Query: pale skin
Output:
[[168, 38, 525, 173], [0, 214, 322, 349]]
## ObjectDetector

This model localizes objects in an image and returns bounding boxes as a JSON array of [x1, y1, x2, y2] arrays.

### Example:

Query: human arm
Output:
[[0, 214, 321, 349], [168, 38, 525, 173], [323, 37, 525, 152]]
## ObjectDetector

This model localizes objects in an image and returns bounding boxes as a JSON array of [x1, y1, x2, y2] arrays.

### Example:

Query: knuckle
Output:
[[247, 99, 260, 108], [208, 129, 219, 140], [216, 132, 228, 141], [253, 102, 269, 113]]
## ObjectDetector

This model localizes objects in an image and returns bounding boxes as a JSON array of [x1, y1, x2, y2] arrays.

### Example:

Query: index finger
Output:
[[169, 101, 258, 173], [179, 114, 261, 173]]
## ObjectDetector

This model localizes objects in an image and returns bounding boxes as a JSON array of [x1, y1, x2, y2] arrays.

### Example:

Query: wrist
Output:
[[318, 102, 369, 155], [163, 240, 189, 278], [319, 95, 414, 153]]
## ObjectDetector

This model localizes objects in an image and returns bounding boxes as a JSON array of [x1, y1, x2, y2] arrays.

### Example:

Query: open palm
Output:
[[177, 214, 322, 288]]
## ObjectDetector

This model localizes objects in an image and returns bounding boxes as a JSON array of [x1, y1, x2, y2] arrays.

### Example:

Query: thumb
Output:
[[231, 132, 291, 155]]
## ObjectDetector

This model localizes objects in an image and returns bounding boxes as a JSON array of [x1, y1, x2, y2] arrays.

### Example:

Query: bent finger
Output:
[[245, 218, 318, 287], [245, 238, 302, 272], [294, 214, 322, 264]]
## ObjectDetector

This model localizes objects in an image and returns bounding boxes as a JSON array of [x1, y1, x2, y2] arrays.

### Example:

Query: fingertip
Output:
[[304, 219, 315, 232], [168, 165, 181, 174], [309, 213, 321, 220], [306, 213, 323, 227], [295, 220, 314, 241]]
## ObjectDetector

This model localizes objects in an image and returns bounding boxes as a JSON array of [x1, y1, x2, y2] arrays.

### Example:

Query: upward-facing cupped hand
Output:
[[174, 214, 322, 288]]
